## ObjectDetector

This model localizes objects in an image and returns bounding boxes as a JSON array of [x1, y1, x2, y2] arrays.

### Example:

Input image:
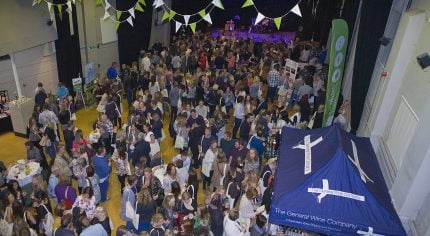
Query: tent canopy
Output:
[[269, 125, 406, 236]]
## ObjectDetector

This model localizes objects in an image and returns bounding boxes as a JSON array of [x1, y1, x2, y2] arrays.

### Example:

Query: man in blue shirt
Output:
[[56, 82, 69, 101], [107, 62, 118, 80], [80, 216, 108, 236], [93, 147, 111, 202]]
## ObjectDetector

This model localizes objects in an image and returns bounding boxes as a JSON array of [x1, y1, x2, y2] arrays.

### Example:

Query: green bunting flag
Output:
[[274, 17, 282, 30], [162, 10, 169, 21], [138, 0, 146, 6], [96, 0, 103, 6], [169, 10, 176, 21], [190, 22, 196, 34], [198, 9, 206, 18], [241, 0, 253, 8], [57, 5, 63, 20], [38, 0, 42, 4], [135, 3, 144, 12], [116, 11, 122, 20], [116, 21, 120, 30]]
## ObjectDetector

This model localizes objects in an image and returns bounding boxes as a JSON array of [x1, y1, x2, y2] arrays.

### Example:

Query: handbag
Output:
[[39, 135, 48, 147], [132, 199, 140, 229], [125, 189, 135, 219], [174, 129, 185, 149], [41, 204, 54, 236], [60, 186, 73, 210], [259, 171, 271, 195], [0, 207, 13, 236], [307, 111, 317, 129]]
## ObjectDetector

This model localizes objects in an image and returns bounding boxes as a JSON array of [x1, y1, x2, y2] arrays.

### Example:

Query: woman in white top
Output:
[[232, 96, 245, 139], [148, 76, 160, 97], [162, 163, 178, 193], [201, 140, 218, 191], [223, 209, 247, 236]]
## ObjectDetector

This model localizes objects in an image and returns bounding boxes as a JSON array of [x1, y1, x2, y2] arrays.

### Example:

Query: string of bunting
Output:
[[153, 0, 225, 34], [32, 0, 77, 21], [241, 0, 302, 30], [99, 0, 147, 30]]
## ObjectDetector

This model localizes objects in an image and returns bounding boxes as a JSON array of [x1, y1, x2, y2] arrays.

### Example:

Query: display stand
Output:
[[72, 74, 86, 109], [9, 98, 34, 137]]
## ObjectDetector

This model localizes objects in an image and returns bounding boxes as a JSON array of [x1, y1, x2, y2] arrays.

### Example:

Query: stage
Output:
[[211, 30, 296, 44]]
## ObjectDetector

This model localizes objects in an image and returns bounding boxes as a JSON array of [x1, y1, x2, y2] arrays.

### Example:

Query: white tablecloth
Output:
[[7, 161, 41, 186]]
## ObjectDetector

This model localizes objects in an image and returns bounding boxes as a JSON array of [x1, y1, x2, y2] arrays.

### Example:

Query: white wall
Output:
[[75, 1, 119, 78], [0, 43, 58, 99], [358, 0, 430, 234], [0, 0, 57, 56]]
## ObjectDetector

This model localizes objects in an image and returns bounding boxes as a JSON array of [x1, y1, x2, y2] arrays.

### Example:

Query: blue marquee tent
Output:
[[269, 125, 406, 236]]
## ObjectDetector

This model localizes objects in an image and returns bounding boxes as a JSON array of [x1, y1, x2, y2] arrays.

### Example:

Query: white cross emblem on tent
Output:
[[293, 135, 323, 174], [308, 179, 365, 203], [347, 140, 373, 183], [357, 227, 384, 236]]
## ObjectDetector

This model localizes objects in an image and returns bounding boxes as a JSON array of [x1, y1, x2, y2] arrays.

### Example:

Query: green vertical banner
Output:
[[322, 19, 349, 127]]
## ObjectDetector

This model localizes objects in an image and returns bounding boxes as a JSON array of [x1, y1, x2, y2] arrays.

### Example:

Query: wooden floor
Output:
[[0, 103, 211, 231]]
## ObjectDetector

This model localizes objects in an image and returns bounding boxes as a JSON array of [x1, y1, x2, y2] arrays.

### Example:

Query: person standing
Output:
[[93, 147, 112, 202], [169, 82, 181, 121], [267, 64, 280, 103], [107, 62, 118, 80]]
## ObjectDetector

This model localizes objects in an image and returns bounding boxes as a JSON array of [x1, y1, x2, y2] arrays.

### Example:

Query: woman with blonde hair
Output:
[[149, 213, 166, 236], [211, 151, 229, 192], [135, 188, 157, 233], [93, 206, 114, 236]]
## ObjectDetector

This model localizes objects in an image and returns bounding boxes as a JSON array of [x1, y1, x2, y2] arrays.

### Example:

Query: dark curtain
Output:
[[350, 0, 393, 133], [54, 0, 82, 94], [341, 0, 362, 40], [117, 0, 153, 66]]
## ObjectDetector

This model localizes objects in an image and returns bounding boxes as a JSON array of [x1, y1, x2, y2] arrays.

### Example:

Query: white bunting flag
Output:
[[103, 10, 110, 20], [66, 1, 72, 14], [183, 15, 190, 25], [127, 16, 133, 27], [175, 21, 182, 32], [291, 4, 302, 17], [47, 2, 53, 13], [254, 12, 265, 25], [72, 0, 75, 4], [129, 8, 135, 18], [202, 14, 212, 24], [32, 0, 38, 6], [153, 0, 164, 9], [105, 0, 111, 11], [212, 0, 224, 9], [50, 10, 55, 22]]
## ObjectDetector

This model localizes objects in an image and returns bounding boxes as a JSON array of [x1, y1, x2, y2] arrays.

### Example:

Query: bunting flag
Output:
[[189, 22, 196, 34], [162, 11, 170, 21], [127, 16, 133, 26], [135, 3, 144, 12], [47, 2, 53, 13], [116, 21, 120, 30], [57, 5, 63, 20], [254, 12, 265, 25], [153, 0, 164, 9], [274, 17, 282, 30], [183, 15, 190, 25], [169, 10, 176, 21], [103, 10, 110, 20], [242, 0, 253, 8], [49, 9, 55, 21], [96, 0, 103, 7], [202, 14, 212, 24], [32, 0, 38, 7], [175, 21, 182, 32], [212, 0, 224, 10], [38, 0, 43, 5], [291, 4, 302, 17], [128, 8, 135, 18], [116, 11, 122, 20], [198, 9, 206, 18], [72, 0, 75, 4], [104, 0, 111, 10], [66, 1, 72, 14], [138, 0, 146, 6]]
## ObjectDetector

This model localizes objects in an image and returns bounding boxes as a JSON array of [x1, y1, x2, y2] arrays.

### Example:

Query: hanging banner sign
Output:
[[72, 77, 83, 92], [323, 19, 349, 127]]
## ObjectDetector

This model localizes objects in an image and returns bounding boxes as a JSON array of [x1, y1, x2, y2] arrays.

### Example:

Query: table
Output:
[[7, 161, 41, 186], [0, 112, 13, 132], [9, 98, 34, 137]]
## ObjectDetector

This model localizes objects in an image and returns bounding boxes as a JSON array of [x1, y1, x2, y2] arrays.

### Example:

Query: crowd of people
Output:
[[0, 30, 346, 236]]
